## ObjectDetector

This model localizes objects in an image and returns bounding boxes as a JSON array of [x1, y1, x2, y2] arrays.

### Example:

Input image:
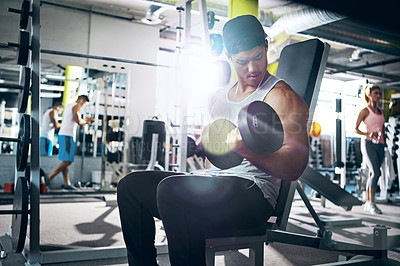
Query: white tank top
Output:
[[40, 108, 55, 140], [58, 102, 78, 137], [207, 75, 284, 208]]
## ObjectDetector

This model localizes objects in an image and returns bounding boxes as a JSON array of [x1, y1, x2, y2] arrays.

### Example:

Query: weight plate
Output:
[[201, 119, 244, 169], [210, 33, 223, 57], [207, 11, 215, 30], [17, 30, 29, 66], [16, 114, 30, 171], [238, 101, 284, 155], [20, 0, 31, 30], [11, 175, 29, 253], [18, 67, 30, 113]]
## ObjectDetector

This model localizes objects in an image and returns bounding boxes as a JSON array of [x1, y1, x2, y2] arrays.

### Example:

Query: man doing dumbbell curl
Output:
[[117, 15, 309, 266]]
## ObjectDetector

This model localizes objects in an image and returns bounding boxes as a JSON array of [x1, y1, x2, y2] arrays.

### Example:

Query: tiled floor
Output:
[[0, 191, 399, 266]]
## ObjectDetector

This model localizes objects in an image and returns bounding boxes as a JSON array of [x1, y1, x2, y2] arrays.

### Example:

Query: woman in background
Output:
[[355, 83, 386, 214]]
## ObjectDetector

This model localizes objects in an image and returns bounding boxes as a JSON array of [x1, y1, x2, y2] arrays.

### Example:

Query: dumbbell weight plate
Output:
[[210, 33, 223, 57], [201, 119, 244, 169], [20, 0, 31, 30], [8, 0, 31, 30], [11, 175, 29, 253], [207, 11, 216, 30], [18, 67, 30, 113], [17, 30, 30, 66], [16, 114, 30, 171], [238, 101, 284, 155]]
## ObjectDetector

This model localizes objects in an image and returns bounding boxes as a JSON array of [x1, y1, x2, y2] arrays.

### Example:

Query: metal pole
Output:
[[101, 75, 108, 189], [28, 0, 41, 263], [198, 0, 211, 53], [0, 100, 5, 154], [175, 0, 192, 172], [122, 70, 131, 176], [296, 182, 327, 233], [93, 89, 101, 158]]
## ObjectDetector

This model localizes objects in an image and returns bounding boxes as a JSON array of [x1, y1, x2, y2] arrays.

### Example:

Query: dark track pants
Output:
[[361, 139, 385, 189], [117, 171, 273, 266]]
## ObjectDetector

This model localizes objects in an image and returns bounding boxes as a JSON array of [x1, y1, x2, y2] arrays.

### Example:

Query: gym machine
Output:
[[0, 0, 41, 263], [381, 115, 400, 202]]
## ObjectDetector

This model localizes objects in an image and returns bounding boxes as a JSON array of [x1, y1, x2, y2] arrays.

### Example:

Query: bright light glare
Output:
[[156, 50, 231, 130], [186, 56, 228, 125]]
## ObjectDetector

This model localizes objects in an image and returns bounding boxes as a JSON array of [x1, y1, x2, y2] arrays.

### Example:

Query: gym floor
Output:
[[0, 192, 399, 266]]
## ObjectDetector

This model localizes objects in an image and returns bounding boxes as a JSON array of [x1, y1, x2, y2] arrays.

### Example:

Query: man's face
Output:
[[56, 106, 63, 114], [78, 98, 87, 106], [230, 45, 268, 88]]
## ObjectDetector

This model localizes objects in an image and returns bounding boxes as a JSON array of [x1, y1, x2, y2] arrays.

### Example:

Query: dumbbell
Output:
[[201, 101, 284, 169], [0, 114, 30, 171], [0, 67, 31, 113], [207, 11, 219, 30]]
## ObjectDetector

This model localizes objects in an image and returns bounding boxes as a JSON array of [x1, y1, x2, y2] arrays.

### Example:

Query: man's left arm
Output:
[[49, 109, 61, 129]]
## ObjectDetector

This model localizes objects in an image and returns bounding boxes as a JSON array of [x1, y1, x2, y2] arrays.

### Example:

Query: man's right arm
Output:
[[228, 81, 310, 181], [72, 105, 92, 125]]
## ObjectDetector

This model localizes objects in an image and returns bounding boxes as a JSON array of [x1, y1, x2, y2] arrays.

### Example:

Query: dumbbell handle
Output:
[[0, 209, 23, 215], [8, 7, 22, 14], [7, 42, 20, 48], [0, 83, 23, 90], [0, 137, 21, 143]]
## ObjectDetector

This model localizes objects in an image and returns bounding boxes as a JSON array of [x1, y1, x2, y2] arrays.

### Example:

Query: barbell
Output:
[[0, 114, 30, 171], [0, 175, 30, 253], [0, 67, 31, 113], [201, 101, 284, 169]]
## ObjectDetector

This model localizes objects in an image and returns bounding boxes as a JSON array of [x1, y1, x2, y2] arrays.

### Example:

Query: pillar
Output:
[[227, 0, 259, 82], [228, 0, 258, 18], [63, 65, 83, 107]]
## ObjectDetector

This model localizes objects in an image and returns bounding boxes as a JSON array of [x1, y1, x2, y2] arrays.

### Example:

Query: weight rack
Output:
[[27, 0, 41, 264]]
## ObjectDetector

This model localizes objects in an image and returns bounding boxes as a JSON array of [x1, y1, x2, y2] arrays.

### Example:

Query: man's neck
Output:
[[237, 72, 270, 93]]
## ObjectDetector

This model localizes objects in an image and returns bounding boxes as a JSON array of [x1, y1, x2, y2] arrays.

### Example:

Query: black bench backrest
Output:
[[271, 39, 330, 230]]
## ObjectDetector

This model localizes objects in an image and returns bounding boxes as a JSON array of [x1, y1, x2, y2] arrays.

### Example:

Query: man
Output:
[[47, 95, 93, 190], [40, 102, 63, 156], [117, 15, 309, 265]]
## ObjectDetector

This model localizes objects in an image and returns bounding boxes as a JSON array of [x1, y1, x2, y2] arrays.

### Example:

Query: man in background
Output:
[[40, 102, 63, 156]]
